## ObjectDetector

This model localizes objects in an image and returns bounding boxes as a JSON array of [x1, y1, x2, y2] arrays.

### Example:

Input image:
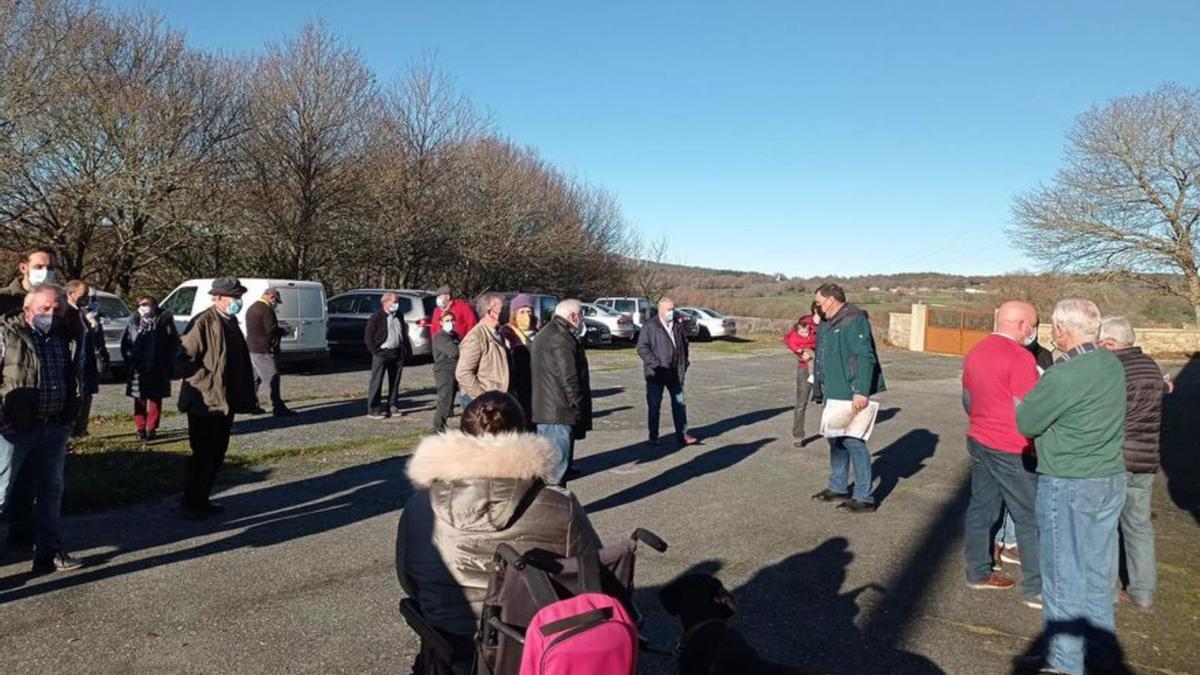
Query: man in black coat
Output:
[[531, 299, 592, 485], [364, 292, 411, 419], [636, 297, 699, 447], [246, 287, 295, 417]]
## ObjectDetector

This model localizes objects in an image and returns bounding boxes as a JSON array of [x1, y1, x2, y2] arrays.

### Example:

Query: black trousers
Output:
[[367, 349, 403, 415], [2, 459, 34, 543], [433, 368, 458, 432], [183, 412, 234, 508]]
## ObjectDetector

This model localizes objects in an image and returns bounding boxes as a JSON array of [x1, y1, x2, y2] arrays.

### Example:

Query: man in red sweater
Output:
[[431, 286, 478, 337], [961, 301, 1043, 607]]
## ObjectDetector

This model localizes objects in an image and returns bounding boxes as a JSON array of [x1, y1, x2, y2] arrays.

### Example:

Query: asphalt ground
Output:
[[1, 344, 1197, 674]]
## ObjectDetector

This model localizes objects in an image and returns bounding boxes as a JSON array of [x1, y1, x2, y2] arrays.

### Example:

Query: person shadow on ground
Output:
[[635, 538, 944, 675], [870, 429, 939, 505], [1010, 620, 1133, 674]]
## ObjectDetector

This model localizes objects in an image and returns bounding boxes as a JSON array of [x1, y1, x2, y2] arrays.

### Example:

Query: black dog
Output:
[[659, 573, 815, 675]]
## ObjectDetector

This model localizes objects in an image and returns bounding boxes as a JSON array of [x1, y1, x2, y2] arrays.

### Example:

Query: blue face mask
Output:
[[31, 313, 55, 334], [88, 298, 100, 312], [225, 299, 243, 316], [662, 310, 675, 323]]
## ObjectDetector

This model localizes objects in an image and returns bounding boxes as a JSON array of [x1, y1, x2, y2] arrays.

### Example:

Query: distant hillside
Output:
[[648, 263, 1196, 329]]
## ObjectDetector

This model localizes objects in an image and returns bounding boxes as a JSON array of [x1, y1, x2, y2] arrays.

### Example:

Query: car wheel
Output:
[[698, 326, 711, 341]]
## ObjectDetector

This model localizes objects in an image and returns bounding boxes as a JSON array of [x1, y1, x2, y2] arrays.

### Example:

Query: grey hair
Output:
[[1099, 316, 1136, 348], [555, 299, 582, 319], [475, 291, 502, 317], [1051, 298, 1102, 341], [23, 283, 63, 308]]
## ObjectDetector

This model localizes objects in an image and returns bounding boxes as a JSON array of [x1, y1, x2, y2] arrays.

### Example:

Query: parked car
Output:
[[499, 292, 560, 326], [593, 296, 655, 333], [325, 289, 437, 360], [94, 290, 132, 378], [678, 307, 738, 340], [580, 302, 636, 342], [161, 278, 329, 368], [674, 310, 701, 339], [582, 317, 612, 347]]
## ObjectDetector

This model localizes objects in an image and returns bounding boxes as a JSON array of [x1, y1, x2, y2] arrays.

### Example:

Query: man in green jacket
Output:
[[810, 283, 886, 513], [1016, 298, 1126, 675]]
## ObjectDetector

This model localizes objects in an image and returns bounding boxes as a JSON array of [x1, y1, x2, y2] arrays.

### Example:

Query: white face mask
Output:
[[138, 306, 152, 317], [1023, 330, 1037, 347], [442, 322, 455, 334], [28, 267, 54, 284], [436, 297, 448, 309]]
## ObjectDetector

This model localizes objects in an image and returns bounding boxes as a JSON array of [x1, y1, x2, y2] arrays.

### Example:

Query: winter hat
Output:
[[509, 293, 534, 315]]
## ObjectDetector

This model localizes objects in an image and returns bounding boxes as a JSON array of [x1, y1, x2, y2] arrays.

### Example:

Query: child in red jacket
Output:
[[784, 305, 820, 446]]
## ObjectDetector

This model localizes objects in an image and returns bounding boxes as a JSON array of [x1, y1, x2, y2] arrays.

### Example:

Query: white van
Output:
[[161, 278, 329, 367]]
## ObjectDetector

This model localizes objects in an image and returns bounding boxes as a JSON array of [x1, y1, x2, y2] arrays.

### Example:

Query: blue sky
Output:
[[111, 1, 1200, 278]]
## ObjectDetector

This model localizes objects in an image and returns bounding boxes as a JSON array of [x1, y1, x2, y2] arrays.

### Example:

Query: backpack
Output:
[[517, 550, 638, 675]]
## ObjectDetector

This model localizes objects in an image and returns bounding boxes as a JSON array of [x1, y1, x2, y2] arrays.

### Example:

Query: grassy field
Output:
[[64, 418, 422, 513]]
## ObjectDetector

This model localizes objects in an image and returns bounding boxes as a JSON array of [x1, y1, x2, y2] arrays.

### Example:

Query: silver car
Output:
[[580, 302, 636, 342], [94, 290, 132, 377]]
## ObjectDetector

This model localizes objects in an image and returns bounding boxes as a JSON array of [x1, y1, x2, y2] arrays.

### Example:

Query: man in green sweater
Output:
[[1016, 299, 1126, 675]]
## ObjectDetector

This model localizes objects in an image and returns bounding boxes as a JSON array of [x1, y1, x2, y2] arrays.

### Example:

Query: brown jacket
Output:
[[395, 431, 601, 636], [176, 306, 257, 415], [455, 322, 510, 397]]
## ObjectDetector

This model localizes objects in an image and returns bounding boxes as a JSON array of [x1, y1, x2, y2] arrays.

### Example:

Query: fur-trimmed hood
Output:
[[407, 431, 557, 488], [406, 431, 559, 533]]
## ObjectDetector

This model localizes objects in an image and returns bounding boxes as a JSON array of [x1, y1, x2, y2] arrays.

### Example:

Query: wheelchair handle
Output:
[[494, 543, 526, 569], [632, 528, 668, 553], [487, 616, 526, 645]]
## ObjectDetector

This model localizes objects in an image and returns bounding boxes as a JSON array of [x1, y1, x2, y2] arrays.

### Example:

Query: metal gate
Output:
[[925, 308, 994, 356]]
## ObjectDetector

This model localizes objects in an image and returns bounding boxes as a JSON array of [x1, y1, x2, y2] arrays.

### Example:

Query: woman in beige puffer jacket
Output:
[[396, 391, 600, 640]]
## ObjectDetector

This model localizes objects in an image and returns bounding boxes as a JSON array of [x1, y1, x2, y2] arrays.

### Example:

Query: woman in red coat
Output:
[[784, 303, 820, 447]]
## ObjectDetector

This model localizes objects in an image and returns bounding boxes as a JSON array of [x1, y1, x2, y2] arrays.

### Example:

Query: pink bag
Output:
[[517, 592, 638, 675]]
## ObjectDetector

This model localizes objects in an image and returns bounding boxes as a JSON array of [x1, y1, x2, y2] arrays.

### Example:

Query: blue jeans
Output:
[[995, 510, 1017, 546], [645, 373, 688, 442], [0, 423, 71, 554], [827, 436, 873, 503], [537, 424, 575, 486], [1037, 473, 1126, 675], [1116, 472, 1155, 604]]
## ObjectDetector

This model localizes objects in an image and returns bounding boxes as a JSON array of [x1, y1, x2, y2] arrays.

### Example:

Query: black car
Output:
[[583, 317, 612, 347], [325, 289, 437, 360]]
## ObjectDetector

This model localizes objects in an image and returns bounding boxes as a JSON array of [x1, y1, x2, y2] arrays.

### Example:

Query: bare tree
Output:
[[1010, 83, 1200, 324], [626, 232, 671, 301], [366, 57, 486, 289], [237, 21, 380, 281], [0, 4, 246, 293]]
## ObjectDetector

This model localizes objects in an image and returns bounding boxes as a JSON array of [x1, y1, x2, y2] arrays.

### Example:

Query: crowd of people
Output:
[[0, 245, 1177, 674]]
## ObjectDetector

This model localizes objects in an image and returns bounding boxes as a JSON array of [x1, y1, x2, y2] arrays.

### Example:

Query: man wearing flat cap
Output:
[[175, 277, 257, 520], [247, 287, 295, 417], [430, 285, 478, 338]]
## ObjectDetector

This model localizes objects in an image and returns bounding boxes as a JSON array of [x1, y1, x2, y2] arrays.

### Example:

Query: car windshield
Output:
[[96, 295, 131, 319], [702, 308, 724, 318], [588, 304, 616, 316]]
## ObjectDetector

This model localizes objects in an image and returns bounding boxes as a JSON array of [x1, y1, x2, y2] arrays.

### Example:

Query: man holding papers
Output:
[[810, 283, 886, 513]]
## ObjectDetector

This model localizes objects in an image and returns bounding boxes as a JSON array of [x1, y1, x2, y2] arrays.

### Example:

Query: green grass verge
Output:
[[64, 420, 421, 513]]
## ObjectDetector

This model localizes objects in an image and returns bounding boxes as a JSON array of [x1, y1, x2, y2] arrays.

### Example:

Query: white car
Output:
[[580, 302, 636, 342], [678, 307, 737, 339], [161, 278, 329, 367]]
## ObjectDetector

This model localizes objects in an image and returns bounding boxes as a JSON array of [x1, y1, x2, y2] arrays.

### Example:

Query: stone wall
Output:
[[891, 307, 1200, 357], [1037, 324, 1199, 356], [888, 312, 912, 348]]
